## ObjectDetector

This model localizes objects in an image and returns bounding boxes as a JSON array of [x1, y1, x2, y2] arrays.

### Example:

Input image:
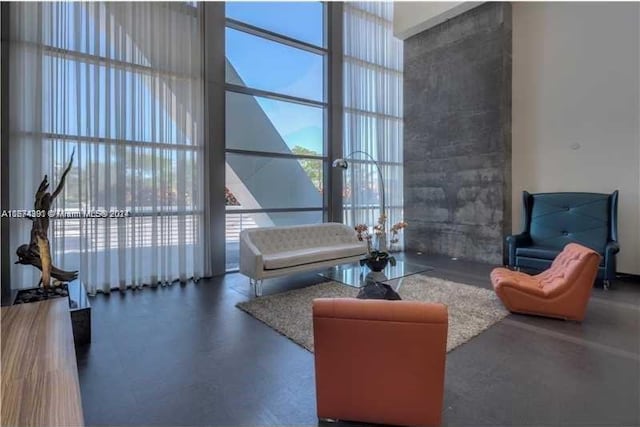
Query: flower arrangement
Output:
[[355, 224, 374, 253], [355, 216, 407, 271], [389, 220, 408, 248]]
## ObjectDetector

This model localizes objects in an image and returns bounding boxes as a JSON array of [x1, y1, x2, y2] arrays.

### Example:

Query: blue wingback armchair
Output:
[[507, 191, 619, 288]]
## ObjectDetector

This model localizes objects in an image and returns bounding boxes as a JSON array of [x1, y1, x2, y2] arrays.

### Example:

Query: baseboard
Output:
[[616, 272, 640, 283]]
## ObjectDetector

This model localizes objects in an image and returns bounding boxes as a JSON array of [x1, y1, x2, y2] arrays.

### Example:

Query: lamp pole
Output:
[[332, 150, 386, 251]]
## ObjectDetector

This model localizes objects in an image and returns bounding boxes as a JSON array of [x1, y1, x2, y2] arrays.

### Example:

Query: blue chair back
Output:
[[521, 191, 618, 254]]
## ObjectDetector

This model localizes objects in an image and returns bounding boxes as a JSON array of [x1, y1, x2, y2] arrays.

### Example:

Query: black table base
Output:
[[12, 280, 91, 346], [356, 282, 401, 300]]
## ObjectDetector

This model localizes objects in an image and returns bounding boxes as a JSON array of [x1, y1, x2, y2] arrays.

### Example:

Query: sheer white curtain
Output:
[[8, 2, 207, 294], [343, 2, 404, 249]]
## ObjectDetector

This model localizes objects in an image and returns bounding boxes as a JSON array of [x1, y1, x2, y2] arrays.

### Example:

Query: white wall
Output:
[[393, 1, 482, 40], [512, 2, 640, 274]]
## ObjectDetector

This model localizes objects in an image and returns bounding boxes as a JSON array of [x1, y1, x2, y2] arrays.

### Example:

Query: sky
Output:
[[225, 2, 325, 155]]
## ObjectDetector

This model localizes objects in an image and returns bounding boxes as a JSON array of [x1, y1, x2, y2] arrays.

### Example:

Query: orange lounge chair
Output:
[[312, 298, 448, 426], [491, 243, 601, 321]]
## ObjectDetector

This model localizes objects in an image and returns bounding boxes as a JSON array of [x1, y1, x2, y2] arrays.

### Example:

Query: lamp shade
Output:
[[332, 158, 348, 169]]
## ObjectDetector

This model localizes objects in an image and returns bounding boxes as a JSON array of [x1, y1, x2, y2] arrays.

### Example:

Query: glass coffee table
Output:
[[319, 260, 433, 290]]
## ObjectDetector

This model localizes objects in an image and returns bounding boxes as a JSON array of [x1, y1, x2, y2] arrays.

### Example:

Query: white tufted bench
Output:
[[239, 223, 367, 296]]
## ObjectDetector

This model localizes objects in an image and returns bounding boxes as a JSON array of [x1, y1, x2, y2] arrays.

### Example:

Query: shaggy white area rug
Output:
[[236, 275, 509, 352]]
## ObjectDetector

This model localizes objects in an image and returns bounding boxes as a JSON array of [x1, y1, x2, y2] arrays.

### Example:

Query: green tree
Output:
[[291, 145, 322, 192]]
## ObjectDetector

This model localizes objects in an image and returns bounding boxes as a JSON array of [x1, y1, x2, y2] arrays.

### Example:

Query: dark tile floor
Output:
[[76, 253, 640, 426]]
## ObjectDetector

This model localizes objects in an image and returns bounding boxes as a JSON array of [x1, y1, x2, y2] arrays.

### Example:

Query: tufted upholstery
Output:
[[245, 224, 361, 255], [507, 191, 619, 284], [491, 243, 601, 321], [239, 223, 367, 285]]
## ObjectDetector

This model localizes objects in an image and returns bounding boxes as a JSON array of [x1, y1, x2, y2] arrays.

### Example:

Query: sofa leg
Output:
[[250, 279, 264, 297], [257, 280, 264, 297]]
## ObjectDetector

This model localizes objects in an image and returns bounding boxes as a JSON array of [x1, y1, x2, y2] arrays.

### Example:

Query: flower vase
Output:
[[364, 251, 390, 272], [375, 234, 388, 253], [365, 257, 389, 272]]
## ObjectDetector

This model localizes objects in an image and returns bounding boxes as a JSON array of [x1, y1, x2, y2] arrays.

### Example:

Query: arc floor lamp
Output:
[[332, 150, 387, 250]]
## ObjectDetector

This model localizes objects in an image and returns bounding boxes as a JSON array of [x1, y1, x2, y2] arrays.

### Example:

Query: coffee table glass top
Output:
[[319, 260, 433, 288]]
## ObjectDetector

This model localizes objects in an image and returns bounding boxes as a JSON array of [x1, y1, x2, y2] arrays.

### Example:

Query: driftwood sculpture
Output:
[[15, 151, 78, 287]]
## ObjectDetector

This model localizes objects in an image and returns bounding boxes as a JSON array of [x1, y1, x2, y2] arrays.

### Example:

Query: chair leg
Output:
[[603, 280, 611, 291]]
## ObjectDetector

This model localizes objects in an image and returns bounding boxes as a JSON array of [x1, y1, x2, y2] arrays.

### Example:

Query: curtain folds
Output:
[[8, 2, 207, 294], [343, 2, 404, 249]]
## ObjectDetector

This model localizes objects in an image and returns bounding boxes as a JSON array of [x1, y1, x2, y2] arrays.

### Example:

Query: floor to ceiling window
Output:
[[224, 2, 328, 270], [342, 2, 404, 249], [6, 2, 206, 293], [2, 2, 404, 288]]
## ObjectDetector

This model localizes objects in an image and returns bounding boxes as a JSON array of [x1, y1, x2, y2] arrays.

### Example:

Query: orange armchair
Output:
[[491, 243, 601, 321], [312, 298, 448, 427]]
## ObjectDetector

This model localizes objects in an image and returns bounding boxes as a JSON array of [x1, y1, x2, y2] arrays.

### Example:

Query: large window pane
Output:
[[226, 2, 324, 47], [343, 2, 403, 250], [226, 28, 324, 102], [343, 113, 403, 162], [226, 153, 323, 210], [45, 139, 199, 213], [226, 92, 324, 156], [51, 215, 202, 283], [225, 210, 323, 270], [41, 55, 198, 145], [344, 62, 402, 117], [25, 3, 200, 77], [224, 3, 326, 270]]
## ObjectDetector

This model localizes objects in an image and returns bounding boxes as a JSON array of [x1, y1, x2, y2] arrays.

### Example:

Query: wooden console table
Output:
[[1, 298, 84, 426]]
